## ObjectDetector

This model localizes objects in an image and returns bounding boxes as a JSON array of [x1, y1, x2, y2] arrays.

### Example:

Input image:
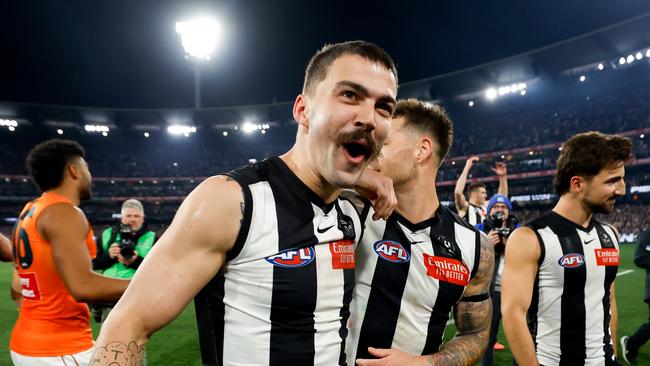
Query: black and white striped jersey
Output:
[[346, 205, 481, 363], [194, 157, 361, 366], [527, 211, 619, 366], [463, 203, 486, 226]]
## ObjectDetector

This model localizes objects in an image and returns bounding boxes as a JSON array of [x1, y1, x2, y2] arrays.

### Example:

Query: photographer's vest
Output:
[[526, 211, 619, 366], [100, 227, 155, 279]]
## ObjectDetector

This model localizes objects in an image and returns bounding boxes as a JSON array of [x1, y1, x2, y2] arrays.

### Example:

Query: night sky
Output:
[[2, 0, 650, 109]]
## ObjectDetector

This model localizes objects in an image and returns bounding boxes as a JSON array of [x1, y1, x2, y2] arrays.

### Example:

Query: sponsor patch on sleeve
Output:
[[330, 240, 355, 269], [423, 254, 469, 286], [595, 248, 619, 266]]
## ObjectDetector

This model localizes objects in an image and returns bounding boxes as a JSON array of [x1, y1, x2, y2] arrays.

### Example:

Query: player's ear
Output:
[[293, 94, 310, 129], [569, 175, 586, 194], [416, 136, 434, 164]]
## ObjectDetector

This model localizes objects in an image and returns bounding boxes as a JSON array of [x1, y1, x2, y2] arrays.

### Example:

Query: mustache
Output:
[[335, 129, 381, 159]]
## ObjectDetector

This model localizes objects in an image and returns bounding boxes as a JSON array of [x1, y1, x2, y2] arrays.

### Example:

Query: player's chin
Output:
[[330, 166, 365, 189]]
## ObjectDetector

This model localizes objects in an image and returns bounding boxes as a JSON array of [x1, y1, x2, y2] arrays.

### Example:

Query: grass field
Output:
[[1, 244, 649, 365]]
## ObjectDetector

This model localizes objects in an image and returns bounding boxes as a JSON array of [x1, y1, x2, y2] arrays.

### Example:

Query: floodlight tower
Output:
[[176, 17, 221, 109]]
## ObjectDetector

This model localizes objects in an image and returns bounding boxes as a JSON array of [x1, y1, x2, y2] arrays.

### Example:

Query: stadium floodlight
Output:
[[8, 126, 15, 132], [598, 63, 604, 71], [176, 17, 221, 60], [485, 88, 497, 100], [641, 134, 645, 139], [647, 49, 650, 58], [144, 132, 150, 138], [57, 129, 63, 135], [167, 124, 197, 136], [102, 131, 108, 136], [619, 57, 626, 65], [636, 52, 643, 60], [0, 119, 18, 127], [579, 75, 586, 82], [222, 131, 228, 136], [627, 55, 635, 63], [468, 100, 474, 107], [84, 124, 110, 133], [242, 122, 257, 134], [520, 90, 527, 96]]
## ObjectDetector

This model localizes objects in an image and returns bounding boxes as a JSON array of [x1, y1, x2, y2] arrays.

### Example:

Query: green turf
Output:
[[1, 244, 649, 365]]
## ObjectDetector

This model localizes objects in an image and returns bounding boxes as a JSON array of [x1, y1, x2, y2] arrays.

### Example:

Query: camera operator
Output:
[[477, 194, 520, 366], [92, 199, 155, 321]]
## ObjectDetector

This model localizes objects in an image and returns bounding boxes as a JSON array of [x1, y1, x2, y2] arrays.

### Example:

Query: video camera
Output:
[[118, 223, 137, 258]]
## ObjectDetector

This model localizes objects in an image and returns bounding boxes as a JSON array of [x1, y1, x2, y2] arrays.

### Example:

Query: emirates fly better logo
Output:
[[423, 254, 469, 286]]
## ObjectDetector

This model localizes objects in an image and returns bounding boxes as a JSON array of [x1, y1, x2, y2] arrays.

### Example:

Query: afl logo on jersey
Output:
[[373, 240, 410, 263], [558, 253, 585, 268], [266, 247, 316, 268]]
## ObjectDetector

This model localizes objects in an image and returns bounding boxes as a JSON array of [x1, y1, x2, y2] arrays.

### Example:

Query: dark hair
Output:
[[393, 99, 453, 166], [554, 131, 632, 195], [303, 40, 398, 95], [468, 182, 486, 193], [26, 139, 86, 192]]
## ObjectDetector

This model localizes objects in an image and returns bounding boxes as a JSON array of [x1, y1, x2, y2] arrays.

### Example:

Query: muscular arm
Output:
[[454, 157, 478, 218], [40, 204, 130, 303], [90, 176, 243, 365], [0, 232, 12, 262], [494, 162, 508, 197], [501, 227, 541, 366], [430, 232, 494, 366]]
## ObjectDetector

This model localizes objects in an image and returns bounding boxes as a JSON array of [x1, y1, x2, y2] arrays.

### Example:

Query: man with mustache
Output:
[[502, 131, 631, 366], [9, 139, 129, 366], [91, 41, 398, 366], [349, 99, 494, 366]]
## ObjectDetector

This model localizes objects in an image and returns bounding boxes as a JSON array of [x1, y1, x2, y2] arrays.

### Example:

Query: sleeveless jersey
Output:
[[10, 191, 97, 356], [194, 157, 362, 366], [527, 211, 619, 366], [347, 205, 481, 363]]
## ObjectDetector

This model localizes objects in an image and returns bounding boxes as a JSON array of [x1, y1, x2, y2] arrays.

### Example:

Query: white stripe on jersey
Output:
[[311, 201, 360, 366], [454, 222, 479, 280], [222, 181, 275, 365], [391, 224, 436, 355]]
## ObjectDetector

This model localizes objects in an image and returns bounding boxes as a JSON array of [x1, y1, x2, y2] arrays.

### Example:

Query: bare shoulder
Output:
[[166, 175, 244, 253], [505, 226, 541, 262]]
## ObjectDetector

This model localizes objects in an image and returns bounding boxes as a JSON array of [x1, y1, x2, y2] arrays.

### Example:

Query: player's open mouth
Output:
[[342, 140, 371, 164]]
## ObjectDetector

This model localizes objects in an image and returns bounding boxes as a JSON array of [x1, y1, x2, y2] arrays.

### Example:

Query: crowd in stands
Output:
[[2, 83, 650, 238]]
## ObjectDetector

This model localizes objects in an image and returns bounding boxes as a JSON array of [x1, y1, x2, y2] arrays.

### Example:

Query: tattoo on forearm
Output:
[[90, 342, 144, 366], [432, 298, 492, 365]]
